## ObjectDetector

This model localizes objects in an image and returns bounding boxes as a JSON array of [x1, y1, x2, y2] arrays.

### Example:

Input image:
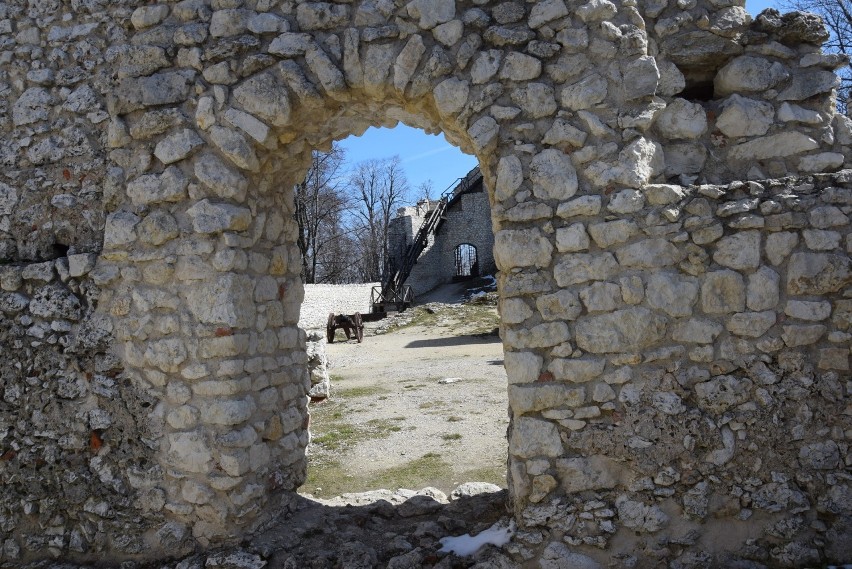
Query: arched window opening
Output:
[[454, 243, 479, 279]]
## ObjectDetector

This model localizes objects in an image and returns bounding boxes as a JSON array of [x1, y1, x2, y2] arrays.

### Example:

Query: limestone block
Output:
[[208, 126, 260, 172], [777, 69, 840, 101], [249, 12, 285, 34], [433, 20, 463, 46], [536, 290, 583, 321], [470, 50, 502, 84], [657, 59, 686, 97], [588, 220, 638, 248], [785, 300, 832, 321], [747, 266, 780, 311], [68, 254, 97, 277], [296, 2, 350, 30], [543, 118, 588, 148], [646, 273, 699, 317], [186, 199, 252, 234], [29, 284, 81, 320], [203, 397, 257, 426], [727, 311, 776, 337], [167, 431, 212, 473], [616, 137, 664, 187], [556, 196, 601, 218], [468, 116, 499, 152], [219, 449, 251, 477], [233, 71, 291, 127], [803, 229, 842, 251], [529, 0, 569, 28], [511, 82, 557, 118], [778, 102, 823, 125], [186, 274, 256, 328], [715, 95, 774, 138], [137, 71, 195, 108], [13, 87, 52, 126], [495, 154, 523, 201], [616, 238, 683, 268], [661, 30, 742, 70], [620, 276, 644, 304], [504, 351, 543, 384], [622, 56, 660, 101], [729, 132, 819, 161], [0, 182, 18, 215], [500, 298, 533, 324], [554, 253, 618, 286], [530, 149, 579, 201], [714, 56, 788, 95], [575, 307, 667, 353], [393, 35, 426, 91], [577, 0, 618, 22], [433, 78, 469, 116], [608, 190, 645, 214], [786, 252, 851, 295], [701, 270, 745, 314], [224, 109, 272, 146], [131, 5, 170, 29], [556, 456, 622, 493], [655, 98, 707, 139], [127, 166, 188, 206], [798, 441, 840, 470], [407, 0, 455, 29], [713, 231, 761, 270], [505, 322, 571, 349], [494, 229, 553, 270], [154, 129, 204, 165], [167, 406, 200, 429], [556, 223, 590, 252], [137, 210, 179, 246], [810, 206, 849, 228], [103, 211, 140, 248], [782, 324, 825, 346], [818, 348, 850, 370], [766, 232, 798, 266], [109, 45, 171, 79], [510, 417, 563, 458], [500, 52, 542, 81], [695, 375, 753, 414], [579, 282, 622, 312], [799, 152, 845, 173], [644, 184, 686, 205], [560, 74, 607, 110], [194, 152, 249, 202], [672, 319, 723, 343], [511, 384, 585, 415]]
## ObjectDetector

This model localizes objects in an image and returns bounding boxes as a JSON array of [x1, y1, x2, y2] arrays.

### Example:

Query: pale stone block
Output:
[[153, 129, 203, 164], [810, 206, 849, 228], [555, 253, 619, 286], [167, 431, 212, 473], [691, 223, 724, 245], [803, 229, 842, 251], [495, 154, 523, 201], [818, 348, 850, 370], [655, 98, 707, 139], [616, 238, 683, 268], [560, 73, 607, 110], [494, 229, 553, 270], [433, 78, 469, 116], [782, 324, 826, 347], [728, 132, 819, 161], [181, 480, 214, 505], [393, 34, 426, 91], [726, 311, 776, 337], [186, 199, 252, 234], [588, 220, 638, 248], [530, 149, 578, 200], [219, 449, 250, 477], [542, 118, 588, 147], [131, 5, 169, 29], [713, 231, 761, 270], [407, 0, 454, 29], [548, 358, 607, 383], [701, 270, 745, 314], [785, 300, 832, 321], [505, 322, 571, 349], [575, 307, 667, 353], [167, 405, 200, 429], [799, 152, 845, 173], [504, 351, 543, 384], [714, 56, 787, 96], [510, 417, 563, 458], [556, 223, 590, 252], [536, 290, 583, 321], [747, 266, 780, 311], [500, 298, 533, 324], [511, 82, 557, 119], [786, 252, 851, 295], [577, 0, 618, 22], [672, 319, 724, 343], [766, 232, 798, 266], [645, 272, 699, 317], [556, 195, 601, 218], [433, 19, 463, 46], [499, 52, 542, 81], [510, 384, 585, 415], [470, 50, 502, 84], [186, 273, 256, 328], [579, 282, 622, 312], [233, 71, 291, 126], [592, 383, 616, 402], [529, 0, 570, 28]]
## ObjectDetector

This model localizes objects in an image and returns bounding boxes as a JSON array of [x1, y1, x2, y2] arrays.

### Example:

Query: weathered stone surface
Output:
[[505, 322, 571, 349], [556, 455, 623, 494], [701, 270, 745, 314], [616, 497, 669, 533], [510, 418, 563, 458], [195, 153, 249, 201], [154, 129, 203, 164], [560, 74, 607, 110], [655, 98, 707, 139], [713, 231, 761, 270], [616, 239, 684, 268], [186, 200, 252, 234], [494, 229, 553, 270], [646, 273, 699, 317], [727, 311, 776, 337], [786, 253, 851, 295], [672, 319, 723, 343], [747, 266, 780, 311], [716, 95, 774, 138], [547, 358, 607, 382], [505, 351, 543, 385], [554, 253, 619, 286], [233, 72, 291, 126], [575, 308, 667, 353], [186, 274, 256, 328], [536, 290, 583, 321], [556, 223, 590, 252], [511, 384, 585, 415], [695, 375, 753, 413], [714, 56, 788, 95], [729, 132, 819, 161]]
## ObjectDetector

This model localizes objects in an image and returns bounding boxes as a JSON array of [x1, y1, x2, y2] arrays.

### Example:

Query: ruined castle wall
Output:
[[298, 282, 378, 330], [0, 0, 849, 566]]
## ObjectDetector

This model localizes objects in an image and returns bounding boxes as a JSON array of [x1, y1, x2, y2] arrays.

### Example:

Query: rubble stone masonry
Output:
[[0, 0, 849, 566]]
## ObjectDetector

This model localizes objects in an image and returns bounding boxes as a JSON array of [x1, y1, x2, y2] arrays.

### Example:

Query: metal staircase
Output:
[[371, 168, 482, 313]]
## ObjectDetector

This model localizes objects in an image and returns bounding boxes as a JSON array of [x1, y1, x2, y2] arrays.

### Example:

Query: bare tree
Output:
[[348, 156, 411, 282], [294, 144, 352, 283], [781, 0, 852, 111]]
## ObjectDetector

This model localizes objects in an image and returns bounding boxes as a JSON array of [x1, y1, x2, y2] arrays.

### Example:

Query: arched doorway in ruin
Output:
[[454, 243, 479, 278]]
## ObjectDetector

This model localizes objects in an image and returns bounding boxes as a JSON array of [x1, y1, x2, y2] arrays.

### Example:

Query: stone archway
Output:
[[1, 0, 850, 565]]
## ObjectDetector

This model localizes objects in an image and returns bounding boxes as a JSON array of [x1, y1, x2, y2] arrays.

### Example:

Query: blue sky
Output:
[[338, 0, 781, 201]]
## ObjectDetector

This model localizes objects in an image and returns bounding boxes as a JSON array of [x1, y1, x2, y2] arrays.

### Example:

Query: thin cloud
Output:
[[403, 145, 455, 163]]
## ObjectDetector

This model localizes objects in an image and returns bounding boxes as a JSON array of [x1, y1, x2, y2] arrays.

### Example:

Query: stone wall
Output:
[[405, 188, 497, 295], [298, 282, 378, 329], [0, 0, 849, 565]]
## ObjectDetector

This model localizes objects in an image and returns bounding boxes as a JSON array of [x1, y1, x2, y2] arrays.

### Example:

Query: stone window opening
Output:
[[454, 243, 479, 278]]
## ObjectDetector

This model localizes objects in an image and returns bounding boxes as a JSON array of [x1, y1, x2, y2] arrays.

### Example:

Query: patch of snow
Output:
[[438, 519, 515, 557]]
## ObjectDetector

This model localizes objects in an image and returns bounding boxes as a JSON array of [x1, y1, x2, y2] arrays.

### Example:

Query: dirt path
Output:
[[302, 301, 509, 498]]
